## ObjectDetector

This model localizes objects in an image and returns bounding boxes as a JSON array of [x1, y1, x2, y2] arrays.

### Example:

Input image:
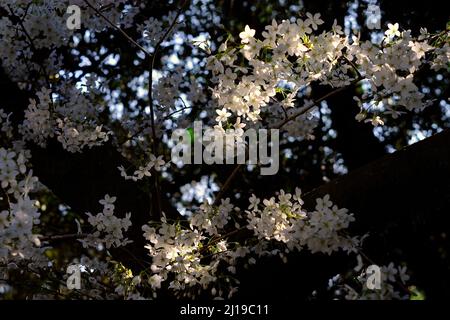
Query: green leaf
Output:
[[409, 286, 426, 300], [186, 127, 195, 144]]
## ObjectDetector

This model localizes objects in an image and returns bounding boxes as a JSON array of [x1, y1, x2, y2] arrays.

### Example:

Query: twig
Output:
[[39, 233, 88, 242], [200, 228, 244, 253], [274, 77, 363, 129], [162, 105, 193, 120], [0, 187, 12, 215], [123, 98, 192, 144], [213, 163, 243, 205], [342, 55, 362, 79], [118, 247, 150, 270], [82, 0, 151, 57]]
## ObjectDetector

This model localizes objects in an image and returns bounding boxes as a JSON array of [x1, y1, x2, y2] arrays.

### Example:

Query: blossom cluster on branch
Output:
[[140, 191, 362, 298], [207, 14, 449, 137], [0, 146, 46, 271], [81, 195, 132, 249]]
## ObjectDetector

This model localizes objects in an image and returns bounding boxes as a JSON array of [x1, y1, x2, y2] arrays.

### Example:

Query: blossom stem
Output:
[[162, 105, 193, 121]]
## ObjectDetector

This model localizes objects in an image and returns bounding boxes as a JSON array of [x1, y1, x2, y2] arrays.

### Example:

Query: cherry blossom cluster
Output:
[[348, 26, 439, 120], [141, 190, 362, 298], [208, 14, 449, 136], [0, 146, 46, 269], [55, 117, 110, 152], [0, 1, 109, 84], [0, 147, 37, 199], [246, 191, 360, 254], [0, 1, 70, 85], [81, 195, 132, 249], [20, 86, 111, 152], [20, 88, 54, 147], [207, 14, 349, 136], [137, 11, 181, 50], [0, 150, 134, 299], [431, 42, 450, 71]]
